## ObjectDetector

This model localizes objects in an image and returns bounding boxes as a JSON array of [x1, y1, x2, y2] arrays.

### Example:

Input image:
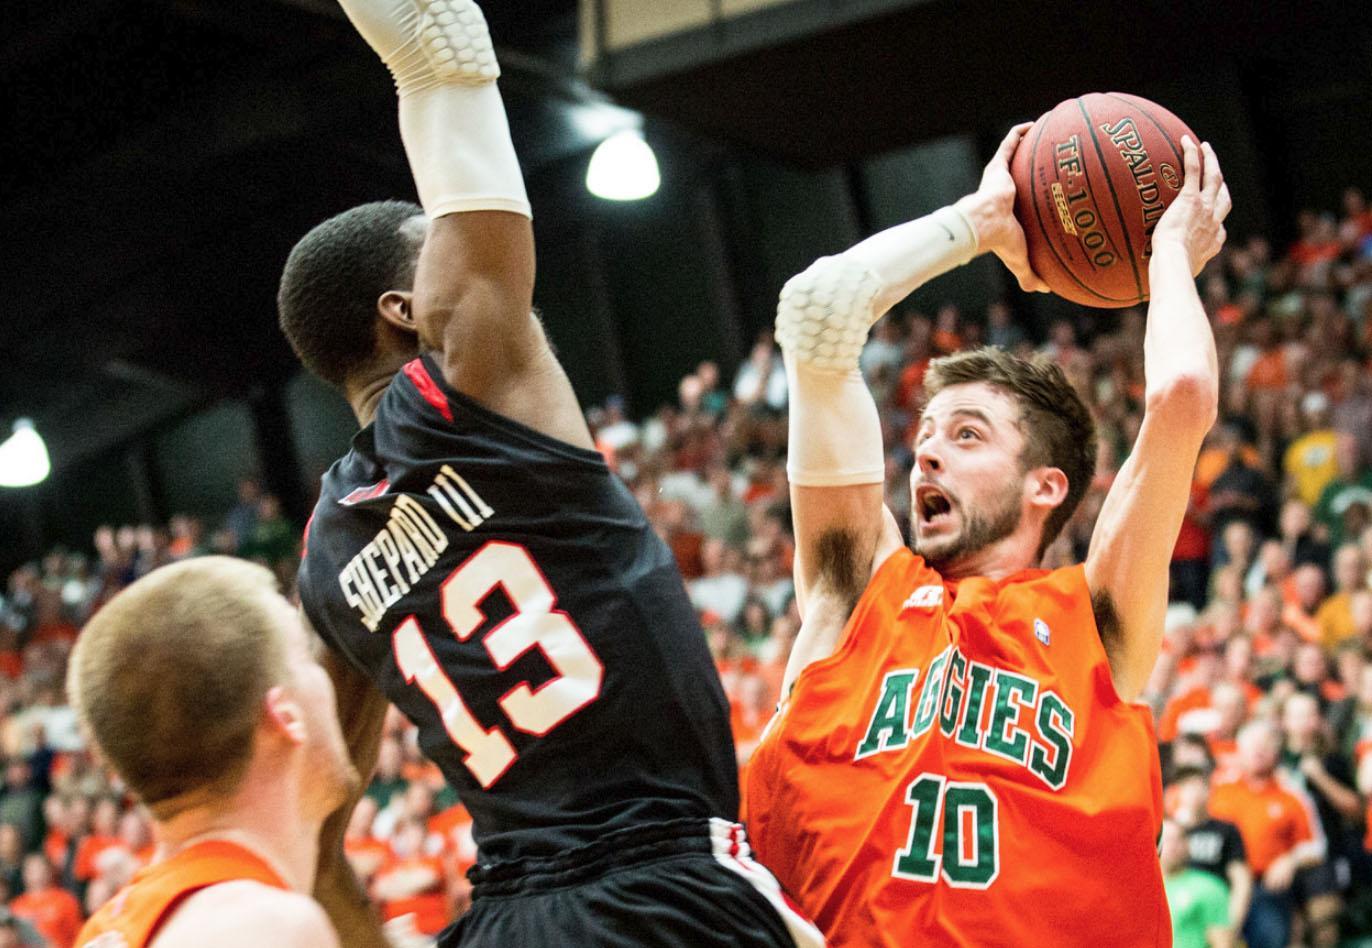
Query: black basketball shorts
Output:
[[438, 817, 823, 947]]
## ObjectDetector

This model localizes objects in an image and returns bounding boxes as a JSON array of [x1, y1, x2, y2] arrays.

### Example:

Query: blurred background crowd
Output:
[[0, 189, 1370, 946]]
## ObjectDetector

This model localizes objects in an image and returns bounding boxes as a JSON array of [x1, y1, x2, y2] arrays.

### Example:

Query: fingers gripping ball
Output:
[[775, 256, 884, 373], [1011, 92, 1198, 307]]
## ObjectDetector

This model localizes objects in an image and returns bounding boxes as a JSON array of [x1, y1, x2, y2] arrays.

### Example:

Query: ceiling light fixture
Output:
[[586, 129, 660, 201], [0, 419, 51, 487]]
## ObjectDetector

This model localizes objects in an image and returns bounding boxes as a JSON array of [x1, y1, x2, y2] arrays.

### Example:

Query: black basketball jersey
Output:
[[298, 356, 739, 864]]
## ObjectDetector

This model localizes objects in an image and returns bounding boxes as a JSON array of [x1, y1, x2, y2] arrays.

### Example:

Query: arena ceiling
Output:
[[4, 0, 1372, 478], [2, 0, 582, 473]]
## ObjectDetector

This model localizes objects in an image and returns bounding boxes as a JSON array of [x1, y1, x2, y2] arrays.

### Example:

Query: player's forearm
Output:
[[841, 205, 980, 316], [1142, 242, 1218, 422], [340, 0, 529, 221], [315, 845, 389, 948]]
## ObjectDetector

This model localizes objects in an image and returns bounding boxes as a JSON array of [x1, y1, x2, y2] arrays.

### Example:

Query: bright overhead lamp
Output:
[[586, 130, 660, 201], [0, 419, 50, 487]]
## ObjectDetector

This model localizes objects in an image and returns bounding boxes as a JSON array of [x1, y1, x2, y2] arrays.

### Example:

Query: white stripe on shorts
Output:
[[709, 817, 826, 947]]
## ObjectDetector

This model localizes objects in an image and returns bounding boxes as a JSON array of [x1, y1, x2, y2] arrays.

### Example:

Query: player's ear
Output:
[[377, 290, 418, 335], [262, 685, 308, 746], [1027, 466, 1069, 512]]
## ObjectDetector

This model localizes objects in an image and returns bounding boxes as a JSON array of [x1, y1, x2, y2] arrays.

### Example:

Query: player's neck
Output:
[[345, 352, 414, 426], [151, 767, 321, 893], [937, 531, 1042, 582]]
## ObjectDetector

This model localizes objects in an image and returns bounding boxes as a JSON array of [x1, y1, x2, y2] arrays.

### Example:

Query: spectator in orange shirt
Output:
[[372, 818, 450, 937], [1158, 642, 1225, 743], [1245, 587, 1286, 656], [1210, 720, 1326, 948], [1208, 681, 1251, 781], [929, 304, 962, 355], [894, 323, 933, 411], [1287, 211, 1342, 281], [40, 796, 70, 883], [10, 854, 81, 948], [72, 796, 120, 885], [1282, 565, 1327, 645], [729, 674, 773, 767], [426, 803, 476, 918]]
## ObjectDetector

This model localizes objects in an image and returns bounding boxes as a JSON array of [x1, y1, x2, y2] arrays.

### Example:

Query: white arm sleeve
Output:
[[337, 0, 530, 219], [777, 205, 978, 487]]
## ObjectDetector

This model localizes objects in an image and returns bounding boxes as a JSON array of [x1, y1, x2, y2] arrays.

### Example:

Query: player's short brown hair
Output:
[[923, 346, 1097, 556], [68, 557, 288, 813]]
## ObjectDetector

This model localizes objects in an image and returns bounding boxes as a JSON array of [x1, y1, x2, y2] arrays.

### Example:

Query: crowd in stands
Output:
[[0, 187, 1369, 946]]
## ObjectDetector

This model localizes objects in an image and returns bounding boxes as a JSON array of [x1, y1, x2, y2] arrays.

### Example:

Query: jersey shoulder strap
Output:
[[76, 841, 287, 948]]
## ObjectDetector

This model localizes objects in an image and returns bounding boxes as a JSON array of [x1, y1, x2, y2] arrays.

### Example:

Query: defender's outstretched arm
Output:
[[340, 0, 591, 449], [1086, 137, 1229, 701]]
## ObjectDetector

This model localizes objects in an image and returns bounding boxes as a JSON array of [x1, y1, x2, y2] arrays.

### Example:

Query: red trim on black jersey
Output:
[[403, 358, 454, 423], [340, 479, 391, 506]]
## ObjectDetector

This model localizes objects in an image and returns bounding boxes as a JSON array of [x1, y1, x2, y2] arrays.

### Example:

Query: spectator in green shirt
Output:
[[1314, 434, 1372, 547], [1163, 819, 1234, 948]]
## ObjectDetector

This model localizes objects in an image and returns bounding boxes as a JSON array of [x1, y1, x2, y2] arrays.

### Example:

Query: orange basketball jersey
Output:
[[76, 840, 287, 948], [744, 548, 1169, 947]]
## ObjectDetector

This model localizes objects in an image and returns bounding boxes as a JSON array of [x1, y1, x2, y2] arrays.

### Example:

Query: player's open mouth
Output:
[[915, 485, 955, 530]]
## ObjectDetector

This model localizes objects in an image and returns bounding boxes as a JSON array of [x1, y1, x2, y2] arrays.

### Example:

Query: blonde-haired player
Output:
[[71, 557, 358, 947]]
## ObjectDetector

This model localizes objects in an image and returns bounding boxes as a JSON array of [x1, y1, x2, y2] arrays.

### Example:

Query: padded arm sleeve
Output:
[[776, 205, 978, 487]]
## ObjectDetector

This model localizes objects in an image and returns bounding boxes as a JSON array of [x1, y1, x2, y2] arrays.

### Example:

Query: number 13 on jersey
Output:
[[392, 541, 605, 787]]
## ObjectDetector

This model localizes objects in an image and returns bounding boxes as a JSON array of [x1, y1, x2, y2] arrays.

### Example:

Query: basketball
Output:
[[1012, 92, 1198, 308]]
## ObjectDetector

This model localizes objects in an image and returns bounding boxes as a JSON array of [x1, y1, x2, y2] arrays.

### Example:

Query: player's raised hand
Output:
[[955, 123, 1050, 293], [336, 0, 498, 93], [1152, 136, 1230, 276]]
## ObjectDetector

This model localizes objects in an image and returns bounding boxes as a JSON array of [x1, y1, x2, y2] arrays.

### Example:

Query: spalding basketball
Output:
[[1011, 92, 1197, 308]]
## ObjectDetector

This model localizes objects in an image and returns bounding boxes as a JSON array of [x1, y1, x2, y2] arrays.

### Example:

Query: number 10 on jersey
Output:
[[392, 541, 605, 788], [893, 773, 999, 889]]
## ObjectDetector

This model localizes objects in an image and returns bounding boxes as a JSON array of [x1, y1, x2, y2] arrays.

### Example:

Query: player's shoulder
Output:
[[149, 882, 338, 948]]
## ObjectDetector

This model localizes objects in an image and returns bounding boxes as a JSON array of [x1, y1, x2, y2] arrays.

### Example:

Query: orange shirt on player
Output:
[[1208, 774, 1324, 875], [12, 885, 83, 948], [744, 549, 1168, 947], [75, 840, 287, 948]]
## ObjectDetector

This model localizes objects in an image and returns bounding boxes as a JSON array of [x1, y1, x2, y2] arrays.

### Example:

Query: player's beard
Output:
[[912, 478, 1024, 574]]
